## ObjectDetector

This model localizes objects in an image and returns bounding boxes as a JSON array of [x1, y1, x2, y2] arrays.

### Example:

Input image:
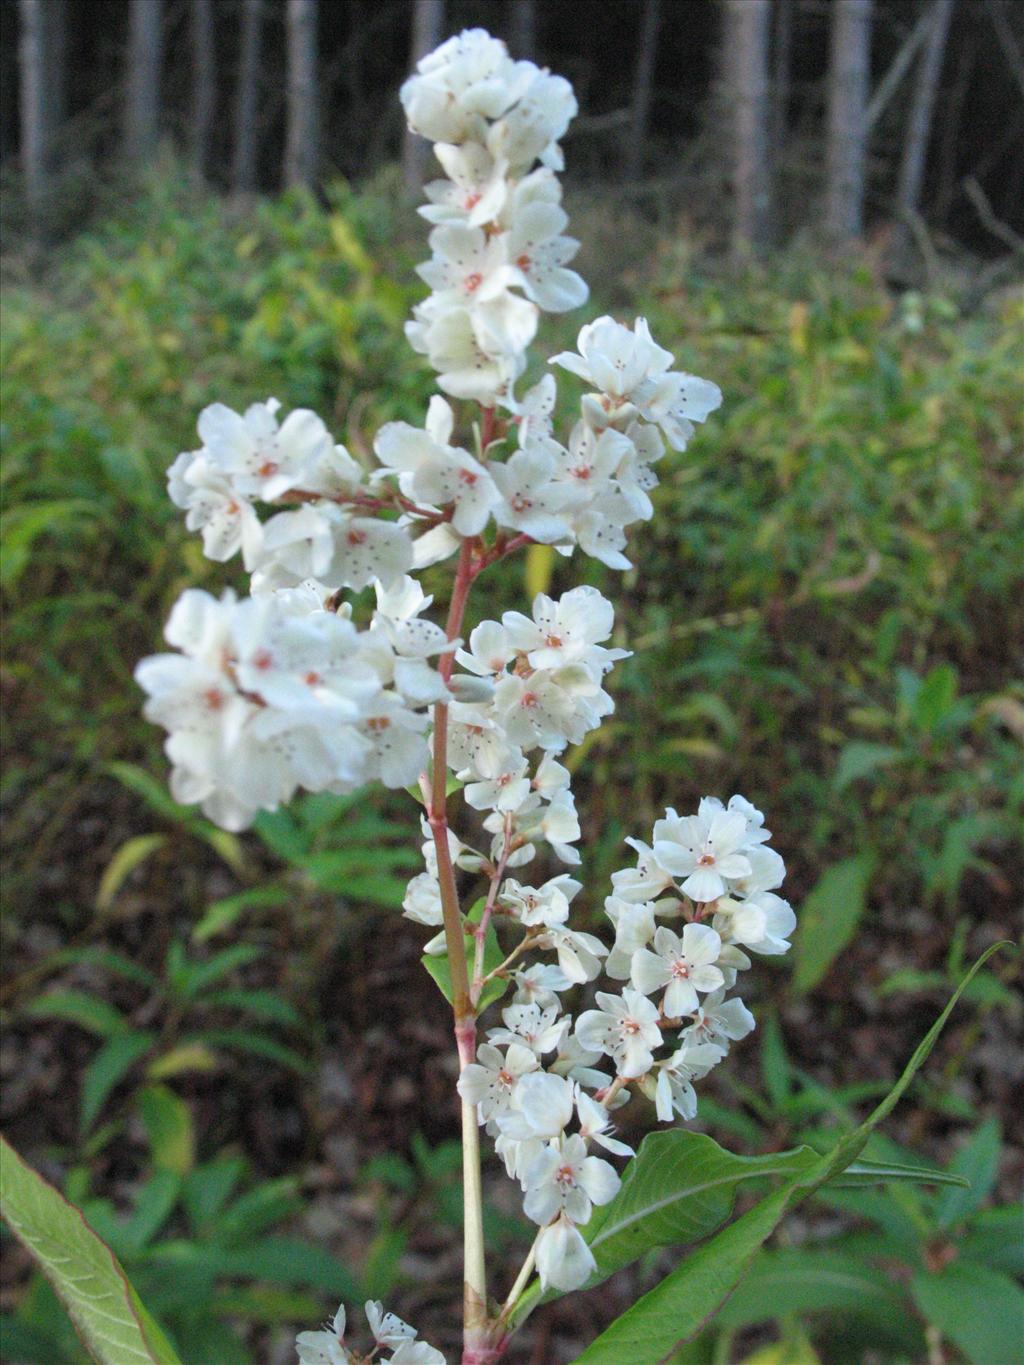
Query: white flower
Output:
[[488, 67, 578, 174], [462, 746, 531, 812], [406, 299, 530, 404], [549, 1035, 610, 1090], [421, 141, 509, 226], [487, 1001, 568, 1055], [500, 874, 580, 928], [536, 924, 606, 984], [196, 398, 334, 501], [630, 923, 725, 1017], [388, 1342, 446, 1365], [416, 222, 516, 307], [455, 620, 514, 677], [511, 963, 570, 1008], [490, 442, 583, 542], [356, 694, 429, 787], [295, 1303, 349, 1365], [714, 893, 796, 956], [457, 1042, 539, 1125], [575, 989, 662, 1078], [506, 200, 586, 312], [603, 896, 657, 980], [535, 1211, 596, 1292], [364, 1300, 416, 1350], [652, 803, 753, 903], [654, 1041, 727, 1122], [259, 503, 413, 592], [535, 788, 581, 863], [375, 399, 501, 536], [576, 1089, 634, 1157], [502, 585, 627, 675], [402, 873, 443, 927], [167, 451, 263, 567], [680, 988, 756, 1048], [610, 837, 677, 903], [522, 1133, 619, 1226], [513, 374, 557, 447], [552, 316, 722, 450], [400, 29, 532, 144], [497, 1070, 574, 1141]]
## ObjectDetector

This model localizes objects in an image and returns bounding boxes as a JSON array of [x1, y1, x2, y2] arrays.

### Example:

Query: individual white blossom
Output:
[[652, 803, 754, 903], [654, 1041, 728, 1122], [457, 1042, 539, 1127], [535, 1211, 597, 1293], [630, 923, 725, 1018], [575, 989, 662, 1078]]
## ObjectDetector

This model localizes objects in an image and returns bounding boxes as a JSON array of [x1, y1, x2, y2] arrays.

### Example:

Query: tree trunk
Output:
[[825, 0, 873, 242], [771, 0, 793, 159], [232, 0, 263, 193], [403, 0, 444, 193], [191, 0, 215, 179], [625, 0, 661, 183], [125, 0, 162, 164], [724, 0, 772, 256], [284, 0, 318, 189], [891, 0, 954, 265], [508, 0, 536, 58], [18, 0, 46, 218]]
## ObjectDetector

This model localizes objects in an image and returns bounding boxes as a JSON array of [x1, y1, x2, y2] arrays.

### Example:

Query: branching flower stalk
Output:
[[136, 29, 796, 1365]]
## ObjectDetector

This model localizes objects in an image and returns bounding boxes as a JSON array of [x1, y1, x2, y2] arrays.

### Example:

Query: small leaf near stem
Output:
[[472, 814, 514, 1004]]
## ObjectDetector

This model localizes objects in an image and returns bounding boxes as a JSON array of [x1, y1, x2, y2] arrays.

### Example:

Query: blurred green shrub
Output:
[[2, 168, 1021, 973]]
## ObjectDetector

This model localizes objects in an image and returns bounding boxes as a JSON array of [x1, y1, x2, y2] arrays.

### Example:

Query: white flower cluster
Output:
[[447, 795, 794, 1292], [402, 27, 583, 403], [136, 576, 453, 830], [297, 1300, 443, 1365], [399, 27, 722, 570]]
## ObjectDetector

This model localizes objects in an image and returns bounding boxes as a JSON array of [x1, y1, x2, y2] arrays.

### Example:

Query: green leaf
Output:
[[832, 1157, 968, 1190], [81, 1032, 156, 1133], [122, 1171, 180, 1253], [25, 990, 127, 1038], [421, 899, 509, 1013], [0, 1136, 182, 1364], [911, 663, 959, 734], [960, 1205, 1024, 1276], [138, 1085, 195, 1177], [168, 944, 263, 1001], [833, 742, 901, 791], [95, 835, 168, 913], [573, 1179, 801, 1363], [760, 1013, 791, 1110], [716, 1249, 906, 1329], [194, 1029, 309, 1074], [910, 1263, 1024, 1364], [556, 946, 1010, 1362], [935, 1118, 1001, 1229], [793, 852, 876, 993], [581, 1134, 815, 1285], [199, 989, 301, 1028], [192, 887, 291, 942]]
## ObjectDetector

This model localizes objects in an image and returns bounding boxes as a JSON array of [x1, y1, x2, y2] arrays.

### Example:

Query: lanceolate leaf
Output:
[[0, 1136, 182, 1365], [563, 945, 1010, 1364], [910, 1263, 1024, 1364], [513, 1138, 964, 1320]]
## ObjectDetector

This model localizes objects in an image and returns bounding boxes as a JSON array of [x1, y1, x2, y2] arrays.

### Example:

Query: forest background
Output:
[[1, 1, 1022, 1362]]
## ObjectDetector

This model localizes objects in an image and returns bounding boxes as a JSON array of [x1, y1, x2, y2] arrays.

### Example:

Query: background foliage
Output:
[[1, 171, 1021, 1362]]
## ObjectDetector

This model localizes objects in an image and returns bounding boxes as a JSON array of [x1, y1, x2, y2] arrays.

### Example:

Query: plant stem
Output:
[[498, 1232, 540, 1324], [425, 533, 488, 1340]]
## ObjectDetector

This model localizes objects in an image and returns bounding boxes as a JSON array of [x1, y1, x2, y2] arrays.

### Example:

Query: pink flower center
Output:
[[203, 687, 225, 711], [671, 958, 691, 979], [697, 852, 716, 866], [465, 272, 484, 293], [366, 716, 390, 732]]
